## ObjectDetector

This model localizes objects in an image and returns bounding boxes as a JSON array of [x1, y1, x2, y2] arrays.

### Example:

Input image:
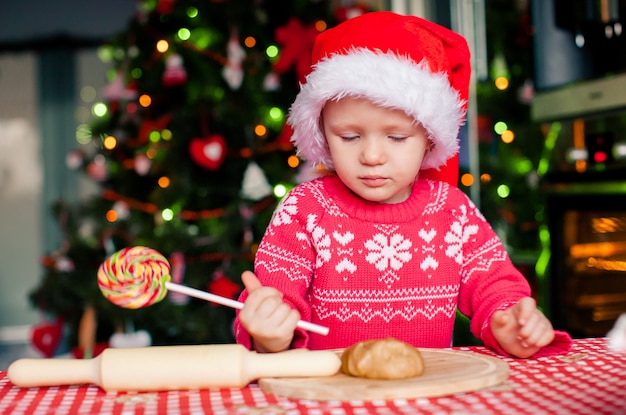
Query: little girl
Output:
[[234, 11, 572, 358]]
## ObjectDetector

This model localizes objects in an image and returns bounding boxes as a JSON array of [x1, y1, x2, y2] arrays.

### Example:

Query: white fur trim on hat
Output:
[[288, 48, 465, 171]]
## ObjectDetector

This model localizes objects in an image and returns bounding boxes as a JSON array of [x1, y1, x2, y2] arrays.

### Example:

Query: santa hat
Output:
[[288, 11, 471, 185]]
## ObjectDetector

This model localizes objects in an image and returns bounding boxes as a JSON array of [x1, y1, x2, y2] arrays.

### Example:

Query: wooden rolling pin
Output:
[[7, 344, 341, 392]]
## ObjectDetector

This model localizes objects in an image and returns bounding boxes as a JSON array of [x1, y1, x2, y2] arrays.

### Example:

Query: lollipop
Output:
[[98, 246, 171, 309], [98, 246, 330, 335]]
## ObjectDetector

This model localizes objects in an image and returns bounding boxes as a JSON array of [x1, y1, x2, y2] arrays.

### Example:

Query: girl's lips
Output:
[[360, 176, 387, 187]]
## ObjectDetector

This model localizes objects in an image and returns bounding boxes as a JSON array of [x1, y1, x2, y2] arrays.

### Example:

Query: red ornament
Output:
[[162, 54, 187, 87], [30, 319, 64, 358], [275, 123, 294, 150], [156, 0, 176, 14], [207, 269, 241, 306], [189, 134, 227, 170], [136, 114, 173, 145], [273, 18, 319, 84]]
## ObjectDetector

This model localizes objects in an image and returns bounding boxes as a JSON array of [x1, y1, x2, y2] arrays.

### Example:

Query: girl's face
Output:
[[322, 97, 430, 204]]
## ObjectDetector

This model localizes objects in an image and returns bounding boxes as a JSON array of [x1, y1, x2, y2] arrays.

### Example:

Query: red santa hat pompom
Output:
[[288, 11, 471, 185]]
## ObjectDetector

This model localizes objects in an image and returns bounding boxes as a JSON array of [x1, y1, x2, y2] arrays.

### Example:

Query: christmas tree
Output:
[[472, 0, 544, 256], [29, 0, 356, 358]]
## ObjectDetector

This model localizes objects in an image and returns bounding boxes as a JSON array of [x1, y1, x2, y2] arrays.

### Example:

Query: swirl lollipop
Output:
[[98, 246, 171, 309], [98, 246, 329, 335]]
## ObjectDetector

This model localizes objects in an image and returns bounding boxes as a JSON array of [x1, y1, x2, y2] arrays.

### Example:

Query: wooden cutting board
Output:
[[258, 348, 509, 401]]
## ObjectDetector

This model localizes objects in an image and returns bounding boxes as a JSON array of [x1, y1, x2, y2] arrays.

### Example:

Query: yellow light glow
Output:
[[103, 135, 117, 150], [244, 36, 256, 48], [287, 155, 300, 168], [480, 173, 492, 183], [161, 129, 172, 140], [156, 40, 169, 53], [158, 176, 171, 188], [254, 124, 267, 137], [106, 210, 118, 222], [315, 20, 327, 32], [501, 129, 515, 144], [570, 241, 626, 258], [139, 94, 152, 107], [460, 173, 474, 187], [495, 76, 509, 90]]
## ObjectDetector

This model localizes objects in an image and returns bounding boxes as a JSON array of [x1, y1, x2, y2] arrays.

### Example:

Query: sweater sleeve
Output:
[[234, 185, 317, 349], [453, 189, 572, 356]]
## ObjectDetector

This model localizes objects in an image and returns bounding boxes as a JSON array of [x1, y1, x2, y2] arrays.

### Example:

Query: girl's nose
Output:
[[359, 138, 384, 165]]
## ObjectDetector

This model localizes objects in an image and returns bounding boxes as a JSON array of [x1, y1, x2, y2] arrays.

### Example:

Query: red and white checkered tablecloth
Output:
[[1, 338, 625, 415]]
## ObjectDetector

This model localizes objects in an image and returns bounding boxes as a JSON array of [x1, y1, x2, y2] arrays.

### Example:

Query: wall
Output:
[[0, 0, 135, 44], [0, 1, 134, 351], [0, 53, 41, 330]]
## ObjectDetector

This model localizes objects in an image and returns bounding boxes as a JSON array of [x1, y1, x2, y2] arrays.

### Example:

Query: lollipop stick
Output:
[[164, 282, 329, 336]]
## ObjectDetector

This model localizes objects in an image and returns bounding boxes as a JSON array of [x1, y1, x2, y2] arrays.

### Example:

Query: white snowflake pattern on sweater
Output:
[[235, 175, 532, 351]]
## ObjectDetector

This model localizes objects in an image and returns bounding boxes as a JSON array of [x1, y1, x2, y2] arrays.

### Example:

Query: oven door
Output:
[[545, 181, 626, 337]]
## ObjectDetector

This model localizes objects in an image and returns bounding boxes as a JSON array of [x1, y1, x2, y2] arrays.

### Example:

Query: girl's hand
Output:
[[238, 271, 299, 353], [491, 297, 555, 358]]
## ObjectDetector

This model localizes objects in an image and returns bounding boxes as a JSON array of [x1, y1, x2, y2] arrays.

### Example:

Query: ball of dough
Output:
[[341, 338, 424, 380]]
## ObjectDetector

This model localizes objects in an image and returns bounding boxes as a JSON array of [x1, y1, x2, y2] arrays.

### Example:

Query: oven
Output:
[[544, 175, 626, 337]]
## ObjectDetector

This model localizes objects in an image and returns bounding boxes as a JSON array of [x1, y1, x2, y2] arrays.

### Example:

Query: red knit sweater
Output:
[[234, 175, 571, 355]]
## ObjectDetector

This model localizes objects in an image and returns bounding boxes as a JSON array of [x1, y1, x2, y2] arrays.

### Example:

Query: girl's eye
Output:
[[341, 135, 359, 141], [390, 136, 408, 142]]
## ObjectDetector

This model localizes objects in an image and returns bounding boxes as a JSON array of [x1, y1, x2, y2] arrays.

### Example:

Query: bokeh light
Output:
[[139, 94, 152, 107], [158, 176, 171, 188], [288, 155, 300, 168], [161, 209, 174, 221], [496, 184, 510, 198], [266, 45, 279, 59], [156, 39, 169, 53], [460, 173, 474, 187], [273, 184, 288, 198], [500, 129, 514, 143], [103, 135, 117, 150], [93, 102, 108, 117], [495, 77, 509, 90], [244, 36, 256, 48], [494, 121, 507, 135]]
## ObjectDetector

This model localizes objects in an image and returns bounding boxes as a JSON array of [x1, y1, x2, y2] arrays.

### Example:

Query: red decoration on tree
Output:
[[273, 18, 319, 84], [30, 318, 64, 358], [275, 123, 294, 150], [334, 3, 368, 22], [157, 0, 176, 14], [189, 134, 227, 170], [207, 269, 241, 306], [162, 54, 187, 87], [135, 114, 173, 146]]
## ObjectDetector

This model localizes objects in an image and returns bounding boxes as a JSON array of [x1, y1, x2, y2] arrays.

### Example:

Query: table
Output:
[[1, 338, 625, 415]]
